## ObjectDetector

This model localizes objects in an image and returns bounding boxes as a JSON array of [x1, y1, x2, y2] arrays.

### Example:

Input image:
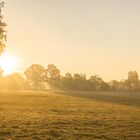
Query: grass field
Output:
[[0, 90, 140, 140]]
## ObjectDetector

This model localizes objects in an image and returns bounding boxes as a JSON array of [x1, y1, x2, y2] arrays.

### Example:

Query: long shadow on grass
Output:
[[54, 91, 140, 107]]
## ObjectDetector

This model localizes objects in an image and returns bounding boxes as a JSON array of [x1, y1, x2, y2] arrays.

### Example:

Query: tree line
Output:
[[0, 64, 140, 91]]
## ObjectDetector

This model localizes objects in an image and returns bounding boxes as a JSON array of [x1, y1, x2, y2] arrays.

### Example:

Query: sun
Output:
[[0, 53, 19, 75]]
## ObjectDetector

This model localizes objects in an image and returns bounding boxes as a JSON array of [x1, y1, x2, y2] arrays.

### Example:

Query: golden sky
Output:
[[3, 0, 140, 81]]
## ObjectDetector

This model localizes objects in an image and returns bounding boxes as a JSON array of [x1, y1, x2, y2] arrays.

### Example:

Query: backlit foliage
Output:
[[0, 0, 7, 53]]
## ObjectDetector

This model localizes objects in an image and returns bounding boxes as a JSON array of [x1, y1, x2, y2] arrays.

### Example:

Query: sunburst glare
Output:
[[0, 53, 19, 75]]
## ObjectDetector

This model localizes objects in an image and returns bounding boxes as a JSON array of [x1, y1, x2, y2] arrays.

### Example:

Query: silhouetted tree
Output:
[[89, 75, 103, 90], [45, 64, 60, 90], [125, 71, 140, 91], [24, 64, 45, 89], [109, 80, 120, 90], [0, 0, 7, 53], [61, 73, 74, 90], [73, 73, 88, 90]]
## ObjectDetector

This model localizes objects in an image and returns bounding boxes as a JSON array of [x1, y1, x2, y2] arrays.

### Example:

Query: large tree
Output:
[[24, 64, 45, 89], [125, 71, 140, 91], [0, 0, 7, 53], [44, 64, 60, 90], [89, 75, 103, 90], [62, 73, 74, 90], [73, 73, 87, 90]]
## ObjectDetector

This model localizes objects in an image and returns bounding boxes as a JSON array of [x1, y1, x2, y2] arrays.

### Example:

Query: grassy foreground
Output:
[[0, 91, 139, 140]]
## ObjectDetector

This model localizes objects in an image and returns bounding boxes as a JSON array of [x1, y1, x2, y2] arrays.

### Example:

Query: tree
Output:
[[45, 64, 60, 90], [61, 73, 75, 90], [89, 75, 103, 90], [73, 73, 87, 90], [0, 0, 7, 53], [109, 80, 120, 90], [125, 71, 140, 91], [65, 73, 72, 79], [24, 64, 45, 89]]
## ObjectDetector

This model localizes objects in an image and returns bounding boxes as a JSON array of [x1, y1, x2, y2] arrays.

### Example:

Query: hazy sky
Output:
[[3, 0, 140, 81]]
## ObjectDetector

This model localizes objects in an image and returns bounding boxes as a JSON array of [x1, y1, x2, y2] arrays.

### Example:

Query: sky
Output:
[[3, 0, 140, 81]]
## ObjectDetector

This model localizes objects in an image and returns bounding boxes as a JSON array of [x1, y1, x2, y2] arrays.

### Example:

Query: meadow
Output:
[[0, 90, 139, 140]]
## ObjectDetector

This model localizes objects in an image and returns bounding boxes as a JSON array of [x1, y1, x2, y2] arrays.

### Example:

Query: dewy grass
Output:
[[0, 91, 139, 140]]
